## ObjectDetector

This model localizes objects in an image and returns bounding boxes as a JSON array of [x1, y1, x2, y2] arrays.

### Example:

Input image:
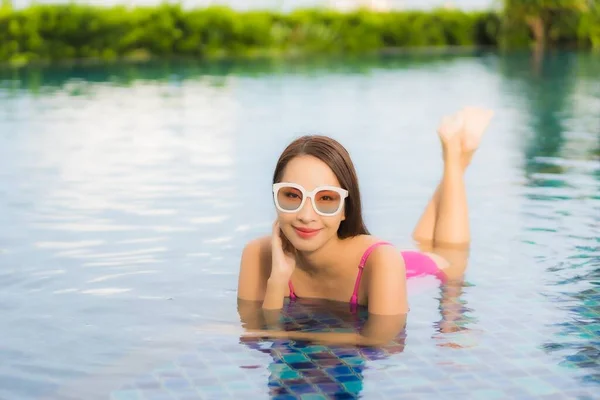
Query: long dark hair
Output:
[[272, 135, 370, 238]]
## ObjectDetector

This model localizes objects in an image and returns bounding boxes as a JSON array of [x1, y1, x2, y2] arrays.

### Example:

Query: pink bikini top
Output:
[[287, 241, 393, 307]]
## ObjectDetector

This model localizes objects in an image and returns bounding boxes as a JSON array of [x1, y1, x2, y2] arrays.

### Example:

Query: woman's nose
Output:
[[296, 198, 317, 222]]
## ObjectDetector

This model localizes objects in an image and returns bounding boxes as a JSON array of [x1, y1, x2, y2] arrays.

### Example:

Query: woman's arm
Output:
[[365, 244, 409, 315], [237, 237, 287, 327], [239, 310, 407, 348], [238, 299, 284, 330]]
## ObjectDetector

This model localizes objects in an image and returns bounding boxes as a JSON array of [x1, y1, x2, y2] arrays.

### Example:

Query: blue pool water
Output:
[[0, 51, 598, 400]]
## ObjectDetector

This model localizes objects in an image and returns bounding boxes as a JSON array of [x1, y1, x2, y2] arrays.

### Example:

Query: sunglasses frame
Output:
[[272, 182, 349, 216]]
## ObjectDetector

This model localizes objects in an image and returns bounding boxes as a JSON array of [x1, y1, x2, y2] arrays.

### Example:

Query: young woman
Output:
[[237, 106, 494, 346]]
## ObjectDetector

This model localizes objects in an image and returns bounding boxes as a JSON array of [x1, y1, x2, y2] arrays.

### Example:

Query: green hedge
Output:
[[0, 3, 597, 65]]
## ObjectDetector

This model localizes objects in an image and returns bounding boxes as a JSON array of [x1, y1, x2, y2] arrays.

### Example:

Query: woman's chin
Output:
[[288, 234, 332, 253], [288, 239, 315, 252]]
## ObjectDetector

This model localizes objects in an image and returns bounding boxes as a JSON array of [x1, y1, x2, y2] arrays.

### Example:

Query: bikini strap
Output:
[[350, 241, 393, 308], [288, 280, 297, 300]]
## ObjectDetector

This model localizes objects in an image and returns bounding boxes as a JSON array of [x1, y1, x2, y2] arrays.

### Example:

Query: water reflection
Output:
[[432, 280, 479, 349], [239, 300, 406, 399], [0, 51, 487, 93], [499, 50, 600, 388]]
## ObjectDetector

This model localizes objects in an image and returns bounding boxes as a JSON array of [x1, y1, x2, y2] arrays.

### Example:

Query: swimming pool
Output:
[[0, 51, 598, 400]]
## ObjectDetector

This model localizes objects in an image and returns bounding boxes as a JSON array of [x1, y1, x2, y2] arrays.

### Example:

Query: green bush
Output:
[[578, 3, 600, 48], [0, 3, 597, 65], [500, 0, 595, 48]]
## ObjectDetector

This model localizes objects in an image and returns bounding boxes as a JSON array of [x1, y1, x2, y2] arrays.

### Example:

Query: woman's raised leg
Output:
[[412, 107, 493, 248]]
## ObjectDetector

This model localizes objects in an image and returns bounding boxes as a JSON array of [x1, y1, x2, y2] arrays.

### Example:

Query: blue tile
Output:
[[303, 346, 329, 354], [329, 393, 356, 399], [289, 361, 316, 370], [315, 383, 343, 393], [332, 349, 359, 357], [336, 375, 360, 383], [325, 366, 354, 376], [342, 381, 363, 393], [282, 378, 307, 386], [288, 383, 317, 394], [281, 353, 310, 363], [341, 357, 365, 366], [280, 370, 301, 379]]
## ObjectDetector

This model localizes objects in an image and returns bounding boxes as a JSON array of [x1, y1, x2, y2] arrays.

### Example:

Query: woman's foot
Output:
[[458, 106, 494, 167], [438, 112, 465, 164]]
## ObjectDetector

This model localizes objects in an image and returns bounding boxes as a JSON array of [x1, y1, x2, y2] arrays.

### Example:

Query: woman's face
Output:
[[274, 155, 347, 253]]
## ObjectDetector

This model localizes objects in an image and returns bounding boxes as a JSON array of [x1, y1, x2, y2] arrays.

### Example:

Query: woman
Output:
[[237, 106, 494, 346]]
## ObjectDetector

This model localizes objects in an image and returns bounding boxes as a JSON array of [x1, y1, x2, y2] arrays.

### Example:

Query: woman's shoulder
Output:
[[241, 235, 272, 265], [349, 235, 404, 267], [350, 234, 395, 251]]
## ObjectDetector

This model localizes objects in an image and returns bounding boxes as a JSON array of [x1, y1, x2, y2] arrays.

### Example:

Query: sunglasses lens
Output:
[[276, 186, 303, 211], [314, 189, 342, 215]]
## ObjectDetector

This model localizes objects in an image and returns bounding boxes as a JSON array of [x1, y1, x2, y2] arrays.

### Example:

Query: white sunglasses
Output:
[[273, 182, 349, 216]]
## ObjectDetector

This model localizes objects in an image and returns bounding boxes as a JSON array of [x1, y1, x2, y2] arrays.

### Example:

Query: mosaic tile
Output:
[[139, 392, 176, 400], [324, 365, 355, 376], [288, 383, 318, 393], [281, 353, 310, 363], [408, 385, 438, 394], [516, 376, 561, 396], [341, 380, 363, 393], [300, 394, 328, 400], [341, 356, 365, 366], [227, 380, 259, 391], [272, 395, 297, 400], [336, 375, 360, 383], [306, 375, 337, 384], [136, 381, 162, 390], [270, 387, 293, 396], [195, 385, 229, 394], [315, 382, 344, 392], [315, 359, 342, 367], [190, 377, 218, 387], [162, 378, 190, 391], [470, 389, 508, 400], [172, 390, 202, 400], [282, 378, 308, 386], [111, 390, 142, 400], [287, 361, 317, 370], [301, 369, 329, 377]]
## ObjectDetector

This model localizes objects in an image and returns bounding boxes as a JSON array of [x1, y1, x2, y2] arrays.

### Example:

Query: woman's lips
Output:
[[293, 227, 321, 239]]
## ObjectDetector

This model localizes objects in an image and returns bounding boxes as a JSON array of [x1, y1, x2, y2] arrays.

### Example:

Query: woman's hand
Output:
[[270, 220, 296, 283], [261, 220, 296, 310]]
